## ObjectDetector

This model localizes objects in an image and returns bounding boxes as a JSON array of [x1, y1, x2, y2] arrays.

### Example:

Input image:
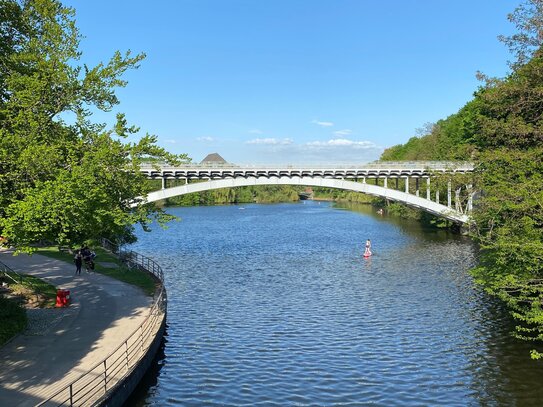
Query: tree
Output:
[[498, 0, 543, 69], [0, 0, 188, 250]]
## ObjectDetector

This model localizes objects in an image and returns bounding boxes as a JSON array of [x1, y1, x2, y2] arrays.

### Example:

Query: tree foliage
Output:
[[381, 99, 482, 161], [498, 0, 543, 69], [0, 0, 188, 250]]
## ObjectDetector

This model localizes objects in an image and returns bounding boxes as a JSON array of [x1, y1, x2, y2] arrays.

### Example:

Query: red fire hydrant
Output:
[[55, 289, 71, 307]]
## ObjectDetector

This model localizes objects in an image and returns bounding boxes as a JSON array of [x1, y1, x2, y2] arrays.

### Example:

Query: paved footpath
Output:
[[0, 248, 152, 407]]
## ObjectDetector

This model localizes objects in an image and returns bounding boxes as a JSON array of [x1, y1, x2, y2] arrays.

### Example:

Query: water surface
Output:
[[128, 201, 543, 406]]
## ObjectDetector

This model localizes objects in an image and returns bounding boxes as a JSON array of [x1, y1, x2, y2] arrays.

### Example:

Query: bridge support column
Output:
[[362, 177, 366, 184], [161, 178, 165, 190], [447, 181, 452, 208], [436, 189, 440, 204], [455, 188, 462, 212], [405, 177, 409, 193], [384, 178, 388, 189], [415, 178, 419, 197], [467, 184, 473, 213], [426, 178, 430, 200], [375, 177, 378, 185], [395, 178, 399, 190]]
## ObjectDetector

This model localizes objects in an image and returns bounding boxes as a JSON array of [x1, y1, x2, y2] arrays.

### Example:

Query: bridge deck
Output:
[[140, 162, 474, 180]]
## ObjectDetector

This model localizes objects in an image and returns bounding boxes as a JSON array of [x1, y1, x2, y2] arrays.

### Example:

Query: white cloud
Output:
[[306, 138, 376, 149], [311, 120, 334, 127], [333, 129, 352, 137], [246, 137, 293, 145], [197, 136, 215, 142]]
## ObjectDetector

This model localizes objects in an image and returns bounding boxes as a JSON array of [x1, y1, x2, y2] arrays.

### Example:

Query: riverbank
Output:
[[0, 248, 160, 406]]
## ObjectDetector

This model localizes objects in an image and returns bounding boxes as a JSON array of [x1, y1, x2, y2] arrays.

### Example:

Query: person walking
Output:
[[74, 250, 83, 275]]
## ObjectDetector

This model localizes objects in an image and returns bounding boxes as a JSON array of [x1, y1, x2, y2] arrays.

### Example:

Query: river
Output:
[[126, 201, 543, 406]]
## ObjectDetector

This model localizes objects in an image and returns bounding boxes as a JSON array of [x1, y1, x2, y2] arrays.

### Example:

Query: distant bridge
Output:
[[138, 162, 476, 224]]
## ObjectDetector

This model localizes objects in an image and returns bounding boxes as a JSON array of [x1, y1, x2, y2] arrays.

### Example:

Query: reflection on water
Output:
[[128, 201, 543, 406]]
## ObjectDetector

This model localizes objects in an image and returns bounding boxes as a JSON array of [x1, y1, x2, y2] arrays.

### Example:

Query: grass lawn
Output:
[[36, 247, 157, 296]]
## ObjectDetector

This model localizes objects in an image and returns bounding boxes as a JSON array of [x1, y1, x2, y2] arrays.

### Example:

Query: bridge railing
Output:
[[36, 239, 166, 407], [140, 161, 474, 171]]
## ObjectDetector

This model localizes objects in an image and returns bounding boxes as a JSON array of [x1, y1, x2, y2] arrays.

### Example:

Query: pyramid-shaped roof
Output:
[[201, 153, 227, 164]]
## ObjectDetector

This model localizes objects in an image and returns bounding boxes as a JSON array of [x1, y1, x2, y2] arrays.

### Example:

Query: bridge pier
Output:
[[455, 188, 462, 212], [415, 178, 419, 197], [426, 178, 430, 200], [447, 181, 452, 208], [467, 185, 473, 212]]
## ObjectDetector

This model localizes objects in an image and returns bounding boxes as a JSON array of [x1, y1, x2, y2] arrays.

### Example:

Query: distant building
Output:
[[201, 153, 227, 165]]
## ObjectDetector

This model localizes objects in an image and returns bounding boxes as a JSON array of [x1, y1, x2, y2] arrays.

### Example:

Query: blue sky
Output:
[[64, 0, 516, 164]]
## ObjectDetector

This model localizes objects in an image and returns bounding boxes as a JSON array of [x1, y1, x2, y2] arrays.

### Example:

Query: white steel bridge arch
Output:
[[141, 175, 471, 224]]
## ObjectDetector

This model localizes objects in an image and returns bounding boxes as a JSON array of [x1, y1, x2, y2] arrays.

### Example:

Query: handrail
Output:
[[0, 259, 23, 284], [1, 259, 54, 304], [36, 238, 166, 406], [140, 161, 475, 171]]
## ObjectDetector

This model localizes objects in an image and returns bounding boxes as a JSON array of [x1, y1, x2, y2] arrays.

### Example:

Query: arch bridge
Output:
[[139, 161, 475, 224]]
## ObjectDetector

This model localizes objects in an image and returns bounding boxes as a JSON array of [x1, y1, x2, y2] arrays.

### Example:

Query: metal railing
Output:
[[140, 161, 475, 171], [108, 246, 164, 284], [1, 259, 57, 305], [37, 239, 166, 407], [0, 259, 23, 284]]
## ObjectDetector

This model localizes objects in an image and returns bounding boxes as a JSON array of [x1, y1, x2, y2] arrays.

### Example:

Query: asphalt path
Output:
[[0, 248, 151, 406]]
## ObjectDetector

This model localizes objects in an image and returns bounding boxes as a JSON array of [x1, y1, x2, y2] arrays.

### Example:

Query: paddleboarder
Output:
[[364, 239, 372, 257]]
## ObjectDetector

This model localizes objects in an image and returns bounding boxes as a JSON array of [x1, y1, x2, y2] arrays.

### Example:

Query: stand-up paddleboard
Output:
[[363, 250, 372, 258]]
